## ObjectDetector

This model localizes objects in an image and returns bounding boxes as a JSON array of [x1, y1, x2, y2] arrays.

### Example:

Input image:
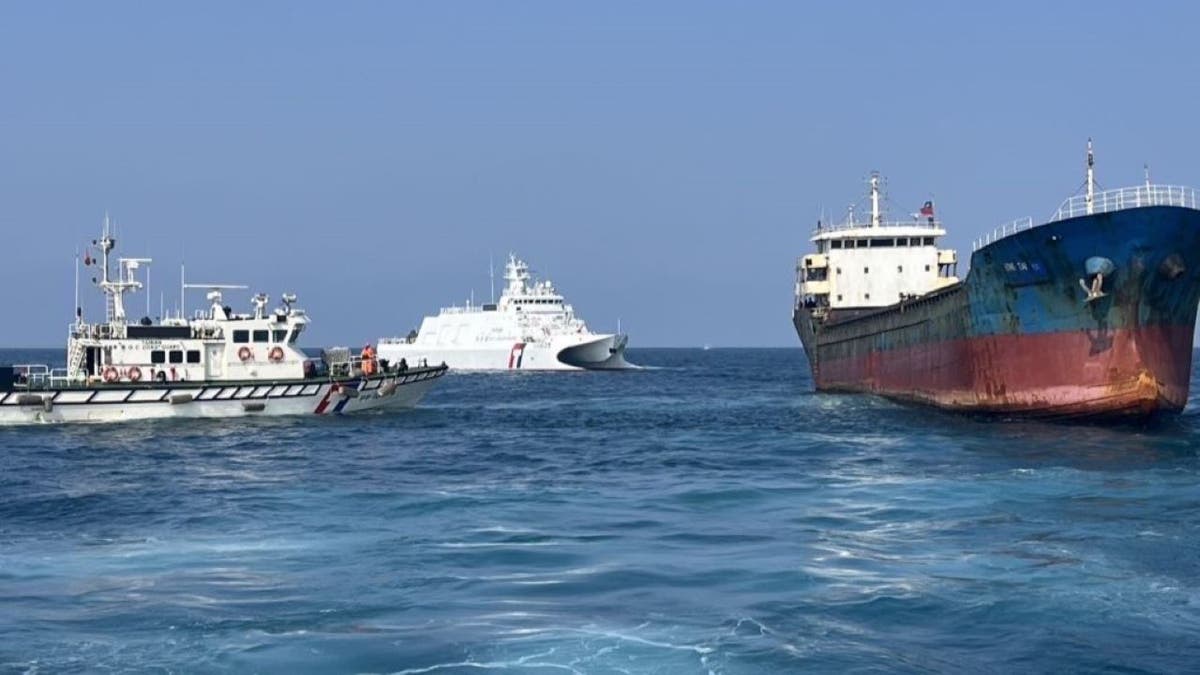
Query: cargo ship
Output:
[[793, 142, 1200, 420]]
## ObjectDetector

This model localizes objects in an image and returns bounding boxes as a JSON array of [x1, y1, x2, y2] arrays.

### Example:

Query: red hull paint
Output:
[[817, 325, 1194, 418]]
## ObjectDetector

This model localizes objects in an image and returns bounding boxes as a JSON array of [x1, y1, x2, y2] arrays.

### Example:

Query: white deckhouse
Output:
[[796, 173, 959, 318]]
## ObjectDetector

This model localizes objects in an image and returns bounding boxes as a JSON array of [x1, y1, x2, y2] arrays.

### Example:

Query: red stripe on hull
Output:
[[816, 325, 1194, 419]]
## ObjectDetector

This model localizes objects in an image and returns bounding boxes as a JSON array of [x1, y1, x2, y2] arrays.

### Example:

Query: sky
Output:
[[2, 1, 1199, 347]]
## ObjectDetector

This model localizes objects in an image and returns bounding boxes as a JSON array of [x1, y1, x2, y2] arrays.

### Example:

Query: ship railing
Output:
[[10, 365, 86, 390], [813, 218, 943, 235], [68, 322, 118, 340], [972, 216, 1034, 251], [1050, 184, 1199, 222]]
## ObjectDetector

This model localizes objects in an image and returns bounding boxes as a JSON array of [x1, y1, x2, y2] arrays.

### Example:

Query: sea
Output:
[[2, 347, 1199, 674]]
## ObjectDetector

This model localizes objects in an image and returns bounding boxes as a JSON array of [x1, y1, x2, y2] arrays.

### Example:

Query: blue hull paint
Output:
[[967, 206, 1200, 337]]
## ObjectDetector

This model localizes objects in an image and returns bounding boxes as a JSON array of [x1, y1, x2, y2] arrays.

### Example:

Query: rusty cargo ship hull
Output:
[[794, 205, 1200, 420]]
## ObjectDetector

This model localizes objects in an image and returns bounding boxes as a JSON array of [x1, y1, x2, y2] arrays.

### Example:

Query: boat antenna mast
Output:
[[870, 172, 882, 228], [1085, 138, 1096, 215], [95, 215, 150, 325]]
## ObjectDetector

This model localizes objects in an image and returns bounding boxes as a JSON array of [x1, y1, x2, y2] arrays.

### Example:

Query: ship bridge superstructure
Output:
[[796, 173, 959, 316], [52, 218, 316, 387], [397, 254, 596, 346]]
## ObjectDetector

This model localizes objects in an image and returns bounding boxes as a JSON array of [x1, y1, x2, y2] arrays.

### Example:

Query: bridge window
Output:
[[151, 350, 166, 364], [836, 267, 842, 275], [837, 294, 843, 301], [187, 350, 201, 364], [898, 265, 903, 273], [923, 237, 935, 245], [857, 239, 868, 248], [233, 330, 249, 343], [865, 293, 871, 300], [864, 267, 869, 274], [169, 350, 184, 364], [288, 325, 304, 343], [831, 240, 843, 249], [253, 330, 269, 342], [925, 264, 931, 272], [870, 238, 895, 247], [273, 330, 287, 343]]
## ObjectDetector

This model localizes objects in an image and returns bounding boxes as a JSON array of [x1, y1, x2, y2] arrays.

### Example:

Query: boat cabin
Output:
[[796, 173, 959, 316], [61, 222, 314, 385]]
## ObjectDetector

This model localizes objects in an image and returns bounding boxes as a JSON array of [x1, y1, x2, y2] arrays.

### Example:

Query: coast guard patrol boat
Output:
[[378, 254, 632, 371], [0, 220, 447, 424]]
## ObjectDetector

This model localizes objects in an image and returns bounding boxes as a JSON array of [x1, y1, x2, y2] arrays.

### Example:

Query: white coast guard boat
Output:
[[378, 254, 632, 371], [0, 221, 447, 424]]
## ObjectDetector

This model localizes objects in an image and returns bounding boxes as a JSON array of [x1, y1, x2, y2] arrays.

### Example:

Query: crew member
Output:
[[361, 344, 377, 377]]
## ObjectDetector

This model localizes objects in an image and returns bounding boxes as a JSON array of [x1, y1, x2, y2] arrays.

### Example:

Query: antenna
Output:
[[1085, 138, 1095, 215], [146, 262, 151, 318], [489, 253, 495, 303], [869, 172, 881, 227], [1144, 163, 1151, 188], [74, 249, 80, 324], [180, 263, 185, 320]]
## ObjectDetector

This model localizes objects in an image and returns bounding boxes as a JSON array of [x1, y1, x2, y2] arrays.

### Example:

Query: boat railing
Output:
[[972, 216, 1034, 251], [813, 218, 944, 235], [10, 364, 85, 390], [1050, 184, 1199, 222]]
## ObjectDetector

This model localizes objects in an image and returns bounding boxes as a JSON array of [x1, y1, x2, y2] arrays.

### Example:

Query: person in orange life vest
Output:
[[361, 344, 377, 377]]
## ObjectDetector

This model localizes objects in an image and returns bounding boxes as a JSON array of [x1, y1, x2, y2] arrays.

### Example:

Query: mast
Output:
[[74, 250, 80, 325], [870, 172, 881, 227], [489, 253, 495, 304], [99, 215, 120, 323], [1085, 138, 1095, 215]]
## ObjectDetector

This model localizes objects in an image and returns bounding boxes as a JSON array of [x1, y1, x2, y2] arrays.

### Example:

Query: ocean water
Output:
[[2, 347, 1200, 674]]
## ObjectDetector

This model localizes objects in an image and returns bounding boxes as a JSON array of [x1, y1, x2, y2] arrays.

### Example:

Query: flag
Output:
[[919, 201, 934, 217]]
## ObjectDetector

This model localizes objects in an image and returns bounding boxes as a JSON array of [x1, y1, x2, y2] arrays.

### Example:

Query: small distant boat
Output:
[[379, 254, 633, 371], [0, 219, 447, 424]]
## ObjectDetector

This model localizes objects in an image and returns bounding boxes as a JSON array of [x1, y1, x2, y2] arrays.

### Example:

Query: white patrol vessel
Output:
[[378, 254, 632, 371], [0, 219, 447, 424]]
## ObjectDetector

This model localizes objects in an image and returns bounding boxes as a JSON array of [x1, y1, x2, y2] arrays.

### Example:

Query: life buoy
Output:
[[102, 366, 119, 383], [238, 346, 253, 362], [127, 367, 143, 382], [268, 346, 285, 362]]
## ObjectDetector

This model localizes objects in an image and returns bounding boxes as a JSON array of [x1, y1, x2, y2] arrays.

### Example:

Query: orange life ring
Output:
[[268, 346, 285, 362], [238, 346, 253, 362], [127, 367, 143, 382], [102, 366, 119, 383]]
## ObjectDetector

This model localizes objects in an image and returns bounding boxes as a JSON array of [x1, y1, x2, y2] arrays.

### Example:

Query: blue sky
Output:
[[1, 1, 1198, 347]]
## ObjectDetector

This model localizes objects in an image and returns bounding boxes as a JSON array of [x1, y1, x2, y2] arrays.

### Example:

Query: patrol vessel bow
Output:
[[0, 220, 447, 424]]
